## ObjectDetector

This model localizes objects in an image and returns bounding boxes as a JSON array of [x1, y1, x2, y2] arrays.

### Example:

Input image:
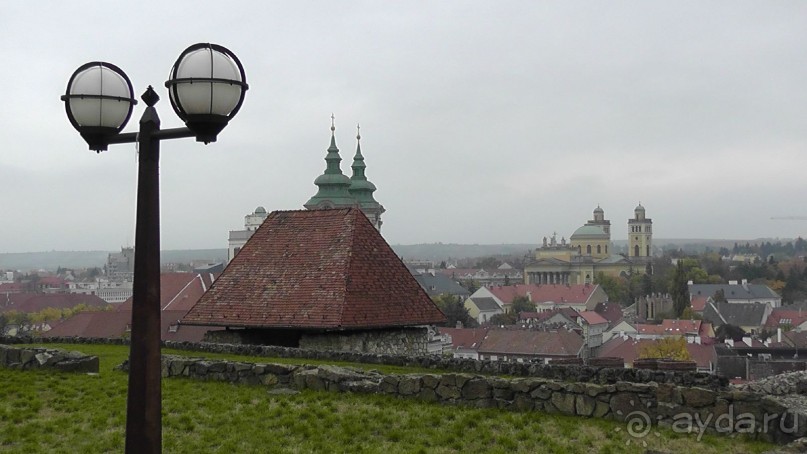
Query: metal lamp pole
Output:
[[61, 44, 248, 454]]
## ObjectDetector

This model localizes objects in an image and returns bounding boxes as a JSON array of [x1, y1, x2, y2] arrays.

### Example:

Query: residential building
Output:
[[689, 281, 782, 308], [464, 296, 503, 325], [438, 327, 489, 359], [467, 283, 608, 313], [105, 247, 135, 280], [703, 300, 773, 335], [476, 329, 584, 363], [44, 272, 218, 342]]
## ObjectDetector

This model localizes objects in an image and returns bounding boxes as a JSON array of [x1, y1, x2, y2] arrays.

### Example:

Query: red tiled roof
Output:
[[764, 309, 807, 330], [0, 283, 24, 293], [594, 302, 623, 325], [44, 311, 130, 338], [488, 284, 597, 306], [690, 295, 709, 312], [477, 329, 583, 357], [183, 209, 446, 329], [117, 273, 210, 312], [44, 308, 220, 342], [519, 307, 580, 322], [438, 327, 489, 350], [578, 311, 608, 326], [0, 293, 109, 314], [635, 319, 702, 336]]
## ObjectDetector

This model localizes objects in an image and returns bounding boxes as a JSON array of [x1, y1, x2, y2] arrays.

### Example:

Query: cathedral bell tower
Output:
[[628, 203, 652, 262]]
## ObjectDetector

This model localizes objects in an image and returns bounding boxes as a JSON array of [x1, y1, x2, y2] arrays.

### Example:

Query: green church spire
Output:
[[349, 124, 378, 205], [304, 115, 356, 209]]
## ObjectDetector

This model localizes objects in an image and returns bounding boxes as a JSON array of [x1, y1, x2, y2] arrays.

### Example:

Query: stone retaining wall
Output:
[[0, 335, 726, 389], [0, 345, 99, 373], [132, 354, 804, 444]]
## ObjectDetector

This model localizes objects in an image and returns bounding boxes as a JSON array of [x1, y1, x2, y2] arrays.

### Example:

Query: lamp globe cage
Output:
[[165, 43, 248, 144], [61, 62, 137, 151]]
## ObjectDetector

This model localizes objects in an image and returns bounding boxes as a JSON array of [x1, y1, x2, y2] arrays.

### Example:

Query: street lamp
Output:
[[61, 43, 248, 454]]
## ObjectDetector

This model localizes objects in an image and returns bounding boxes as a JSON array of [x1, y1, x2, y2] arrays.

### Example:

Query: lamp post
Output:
[[61, 43, 248, 454]]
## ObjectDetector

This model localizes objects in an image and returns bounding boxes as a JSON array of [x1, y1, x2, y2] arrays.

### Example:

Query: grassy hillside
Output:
[[0, 344, 775, 453]]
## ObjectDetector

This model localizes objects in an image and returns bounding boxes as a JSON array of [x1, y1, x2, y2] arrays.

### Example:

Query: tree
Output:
[[488, 312, 517, 326], [670, 261, 689, 317], [715, 324, 746, 342], [432, 294, 477, 328], [595, 273, 627, 304], [638, 337, 691, 361], [510, 296, 535, 314]]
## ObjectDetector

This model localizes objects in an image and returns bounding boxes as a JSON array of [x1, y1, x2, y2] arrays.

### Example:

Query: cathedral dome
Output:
[[254, 206, 266, 214], [570, 225, 608, 239], [594, 206, 604, 214]]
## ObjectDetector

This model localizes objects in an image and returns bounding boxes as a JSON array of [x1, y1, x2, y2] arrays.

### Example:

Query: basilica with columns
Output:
[[524, 205, 653, 286]]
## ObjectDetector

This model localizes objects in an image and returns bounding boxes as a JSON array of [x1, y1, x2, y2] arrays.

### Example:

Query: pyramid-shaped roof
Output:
[[183, 208, 446, 329]]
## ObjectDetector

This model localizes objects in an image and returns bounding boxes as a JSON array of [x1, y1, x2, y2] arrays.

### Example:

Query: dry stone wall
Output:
[[0, 345, 99, 373], [132, 354, 804, 444], [0, 335, 726, 389]]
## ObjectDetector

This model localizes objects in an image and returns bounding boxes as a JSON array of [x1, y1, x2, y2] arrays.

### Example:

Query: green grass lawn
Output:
[[0, 344, 778, 453]]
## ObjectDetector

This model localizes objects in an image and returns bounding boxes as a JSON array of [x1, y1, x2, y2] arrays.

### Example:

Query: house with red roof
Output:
[[634, 319, 714, 344], [438, 327, 489, 359], [468, 283, 608, 313], [182, 209, 446, 355], [577, 310, 608, 351], [44, 273, 218, 342], [764, 308, 807, 333], [476, 329, 584, 363]]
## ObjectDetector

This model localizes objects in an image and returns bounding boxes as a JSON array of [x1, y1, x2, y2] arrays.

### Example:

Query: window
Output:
[[596, 245, 601, 254], [586, 245, 591, 254]]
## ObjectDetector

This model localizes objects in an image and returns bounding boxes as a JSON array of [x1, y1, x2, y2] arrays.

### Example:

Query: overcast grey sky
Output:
[[1, 1, 806, 253]]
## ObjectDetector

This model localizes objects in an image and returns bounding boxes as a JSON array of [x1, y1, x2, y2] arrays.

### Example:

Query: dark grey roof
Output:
[[413, 272, 471, 298], [470, 297, 500, 312], [689, 283, 780, 301], [703, 301, 769, 328]]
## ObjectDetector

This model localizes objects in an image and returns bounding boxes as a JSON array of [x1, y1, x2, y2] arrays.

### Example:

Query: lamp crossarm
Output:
[[105, 127, 195, 146]]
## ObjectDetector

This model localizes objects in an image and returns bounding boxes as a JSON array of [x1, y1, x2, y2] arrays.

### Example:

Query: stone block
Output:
[[576, 394, 596, 416], [551, 392, 576, 415], [593, 400, 610, 418], [379, 376, 399, 394], [610, 393, 642, 421], [681, 387, 715, 408], [462, 378, 492, 400], [585, 383, 606, 397], [421, 374, 440, 389], [418, 388, 438, 402], [53, 356, 99, 373], [530, 385, 552, 400], [436, 384, 461, 400], [398, 376, 422, 395]]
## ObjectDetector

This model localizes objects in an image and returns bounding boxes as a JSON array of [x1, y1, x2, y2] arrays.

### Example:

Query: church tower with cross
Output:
[[304, 116, 385, 230]]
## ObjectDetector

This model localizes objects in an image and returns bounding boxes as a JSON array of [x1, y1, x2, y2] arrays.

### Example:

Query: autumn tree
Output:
[[639, 337, 691, 361]]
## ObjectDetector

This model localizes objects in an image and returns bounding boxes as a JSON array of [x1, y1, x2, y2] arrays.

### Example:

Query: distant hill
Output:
[[2, 238, 793, 271], [390, 244, 539, 262], [0, 249, 228, 271]]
